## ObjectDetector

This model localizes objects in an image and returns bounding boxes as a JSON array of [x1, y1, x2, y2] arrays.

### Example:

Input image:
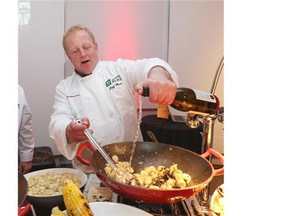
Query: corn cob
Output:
[[63, 179, 94, 216]]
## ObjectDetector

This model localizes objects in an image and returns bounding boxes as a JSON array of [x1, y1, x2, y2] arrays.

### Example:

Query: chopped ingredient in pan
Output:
[[104, 155, 191, 189]]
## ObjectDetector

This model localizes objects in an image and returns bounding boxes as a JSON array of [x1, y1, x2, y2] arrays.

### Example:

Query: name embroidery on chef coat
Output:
[[105, 75, 123, 91]]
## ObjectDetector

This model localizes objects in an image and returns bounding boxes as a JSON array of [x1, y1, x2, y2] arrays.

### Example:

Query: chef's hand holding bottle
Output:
[[135, 66, 177, 105]]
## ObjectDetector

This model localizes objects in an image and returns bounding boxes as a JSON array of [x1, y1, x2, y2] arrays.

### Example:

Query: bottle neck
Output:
[[157, 104, 169, 119]]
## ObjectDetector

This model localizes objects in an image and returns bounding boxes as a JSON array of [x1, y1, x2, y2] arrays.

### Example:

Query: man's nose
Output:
[[79, 48, 86, 56]]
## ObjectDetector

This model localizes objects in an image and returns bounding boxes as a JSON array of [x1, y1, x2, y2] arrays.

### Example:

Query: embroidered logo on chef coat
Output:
[[105, 75, 123, 91], [105, 79, 112, 87]]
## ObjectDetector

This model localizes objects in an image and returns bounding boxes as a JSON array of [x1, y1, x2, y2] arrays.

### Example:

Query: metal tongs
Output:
[[74, 118, 134, 181]]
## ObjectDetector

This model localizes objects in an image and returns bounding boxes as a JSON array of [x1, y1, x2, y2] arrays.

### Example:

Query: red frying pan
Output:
[[77, 141, 224, 204]]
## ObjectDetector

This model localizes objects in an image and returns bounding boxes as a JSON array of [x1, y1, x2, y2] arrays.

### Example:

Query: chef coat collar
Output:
[[74, 61, 102, 78], [74, 69, 92, 77]]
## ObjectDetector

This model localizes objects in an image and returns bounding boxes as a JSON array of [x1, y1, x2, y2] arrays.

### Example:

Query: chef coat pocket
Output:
[[66, 93, 85, 116]]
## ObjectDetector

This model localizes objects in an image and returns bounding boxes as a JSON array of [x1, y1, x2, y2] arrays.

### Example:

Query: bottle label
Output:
[[194, 89, 217, 103]]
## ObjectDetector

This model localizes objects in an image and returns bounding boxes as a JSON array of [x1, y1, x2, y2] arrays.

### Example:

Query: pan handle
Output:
[[76, 141, 95, 165], [18, 203, 31, 216], [201, 148, 224, 176]]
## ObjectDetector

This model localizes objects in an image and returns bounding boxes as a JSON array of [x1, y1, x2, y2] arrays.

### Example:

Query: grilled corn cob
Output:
[[63, 179, 94, 216]]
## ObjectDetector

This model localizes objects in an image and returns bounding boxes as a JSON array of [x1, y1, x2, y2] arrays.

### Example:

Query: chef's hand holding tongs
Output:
[[73, 118, 134, 182], [66, 117, 92, 144]]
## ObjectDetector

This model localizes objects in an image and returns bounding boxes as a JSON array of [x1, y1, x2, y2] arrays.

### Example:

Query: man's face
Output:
[[65, 30, 99, 75]]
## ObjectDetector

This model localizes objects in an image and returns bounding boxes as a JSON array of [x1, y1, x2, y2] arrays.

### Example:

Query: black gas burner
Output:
[[84, 174, 205, 216], [117, 196, 197, 216]]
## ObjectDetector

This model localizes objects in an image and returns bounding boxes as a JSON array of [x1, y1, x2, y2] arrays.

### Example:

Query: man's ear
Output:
[[94, 42, 98, 51]]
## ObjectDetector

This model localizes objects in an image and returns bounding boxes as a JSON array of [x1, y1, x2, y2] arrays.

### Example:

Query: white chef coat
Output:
[[49, 58, 179, 159], [18, 85, 35, 162]]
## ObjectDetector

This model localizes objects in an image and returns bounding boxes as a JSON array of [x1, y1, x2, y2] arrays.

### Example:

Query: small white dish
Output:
[[64, 202, 153, 216]]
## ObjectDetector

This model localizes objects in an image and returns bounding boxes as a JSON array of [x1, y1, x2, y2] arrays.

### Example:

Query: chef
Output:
[[49, 24, 179, 160], [18, 85, 35, 174]]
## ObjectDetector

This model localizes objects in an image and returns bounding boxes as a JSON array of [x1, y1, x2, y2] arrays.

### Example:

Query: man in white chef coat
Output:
[[49, 24, 179, 160], [18, 85, 35, 174]]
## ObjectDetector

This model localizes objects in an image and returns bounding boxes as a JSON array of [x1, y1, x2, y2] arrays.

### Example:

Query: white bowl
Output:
[[24, 168, 87, 209], [64, 202, 153, 216]]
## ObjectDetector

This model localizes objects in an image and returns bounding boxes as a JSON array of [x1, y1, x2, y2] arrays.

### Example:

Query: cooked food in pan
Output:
[[104, 155, 191, 189]]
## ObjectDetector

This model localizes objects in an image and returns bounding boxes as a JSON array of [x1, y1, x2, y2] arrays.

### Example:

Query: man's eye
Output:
[[72, 50, 78, 55], [83, 46, 91, 51]]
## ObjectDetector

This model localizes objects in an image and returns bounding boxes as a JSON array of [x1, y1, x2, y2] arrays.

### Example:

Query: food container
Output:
[[77, 141, 224, 204], [24, 168, 87, 209], [210, 184, 224, 216]]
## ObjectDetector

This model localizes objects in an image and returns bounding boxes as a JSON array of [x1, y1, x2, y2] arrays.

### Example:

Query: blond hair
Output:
[[62, 24, 96, 52]]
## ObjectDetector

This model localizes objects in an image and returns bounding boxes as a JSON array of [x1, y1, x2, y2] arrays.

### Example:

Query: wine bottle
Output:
[[170, 87, 220, 115], [157, 104, 169, 119]]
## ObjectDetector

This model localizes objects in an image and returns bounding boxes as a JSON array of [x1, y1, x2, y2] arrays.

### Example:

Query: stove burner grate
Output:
[[117, 196, 197, 216]]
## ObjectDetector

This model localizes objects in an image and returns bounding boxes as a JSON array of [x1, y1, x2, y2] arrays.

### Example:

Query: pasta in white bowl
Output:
[[24, 168, 87, 208]]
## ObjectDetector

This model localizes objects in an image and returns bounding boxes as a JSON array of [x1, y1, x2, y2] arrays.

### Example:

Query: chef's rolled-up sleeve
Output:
[[116, 58, 179, 87]]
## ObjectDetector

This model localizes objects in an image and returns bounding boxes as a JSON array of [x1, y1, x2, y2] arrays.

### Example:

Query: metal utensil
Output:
[[74, 118, 133, 181], [147, 130, 159, 143], [30, 205, 37, 216], [83, 129, 118, 171]]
